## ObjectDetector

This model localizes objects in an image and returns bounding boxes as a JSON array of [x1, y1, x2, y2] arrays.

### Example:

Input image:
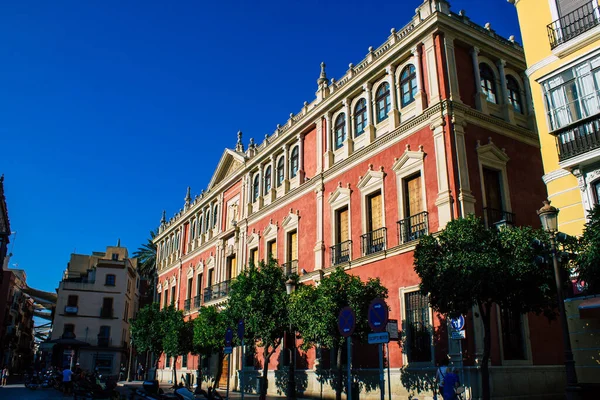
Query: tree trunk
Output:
[[479, 302, 492, 400], [335, 344, 343, 400], [259, 347, 272, 400], [214, 351, 225, 390], [172, 355, 178, 387]]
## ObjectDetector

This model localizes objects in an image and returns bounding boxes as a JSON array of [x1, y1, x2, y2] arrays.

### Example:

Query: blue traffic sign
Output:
[[450, 315, 465, 331], [338, 307, 356, 337], [237, 320, 245, 340], [368, 298, 389, 332], [225, 327, 234, 346]]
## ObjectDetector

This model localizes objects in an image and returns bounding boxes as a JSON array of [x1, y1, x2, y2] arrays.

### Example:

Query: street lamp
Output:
[[285, 278, 297, 400], [537, 200, 580, 399]]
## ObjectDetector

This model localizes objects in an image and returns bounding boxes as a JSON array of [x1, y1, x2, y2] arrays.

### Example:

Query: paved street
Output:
[[0, 384, 72, 399]]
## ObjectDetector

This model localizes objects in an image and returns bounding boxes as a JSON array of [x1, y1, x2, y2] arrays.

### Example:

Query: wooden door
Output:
[[368, 192, 383, 231], [405, 174, 423, 217]]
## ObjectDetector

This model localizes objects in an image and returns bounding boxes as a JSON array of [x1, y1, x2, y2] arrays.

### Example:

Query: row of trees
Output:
[[131, 260, 387, 400]]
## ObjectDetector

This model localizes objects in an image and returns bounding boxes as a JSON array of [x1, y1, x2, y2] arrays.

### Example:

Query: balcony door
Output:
[[404, 173, 423, 218]]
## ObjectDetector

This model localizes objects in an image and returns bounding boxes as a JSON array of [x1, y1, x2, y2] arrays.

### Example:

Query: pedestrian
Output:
[[137, 363, 144, 381], [119, 363, 126, 381], [1, 366, 8, 386], [435, 357, 449, 399], [440, 367, 460, 400], [62, 365, 73, 395]]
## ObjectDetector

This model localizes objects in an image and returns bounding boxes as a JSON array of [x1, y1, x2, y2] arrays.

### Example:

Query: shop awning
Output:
[[578, 297, 600, 319]]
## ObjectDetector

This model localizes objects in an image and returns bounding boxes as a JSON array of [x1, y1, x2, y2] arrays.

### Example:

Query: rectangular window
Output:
[[287, 231, 298, 262], [267, 240, 277, 261], [166, 356, 171, 368], [64, 323, 75, 336], [182, 354, 188, 368], [124, 301, 129, 321], [111, 253, 118, 261], [336, 206, 349, 243], [170, 288, 175, 305], [196, 274, 203, 296], [187, 278, 193, 299], [105, 274, 116, 286], [249, 248, 258, 266], [404, 291, 432, 363], [367, 191, 383, 232], [227, 256, 236, 280], [67, 295, 78, 307], [500, 308, 526, 360], [404, 173, 423, 217], [483, 167, 504, 211], [102, 298, 113, 318]]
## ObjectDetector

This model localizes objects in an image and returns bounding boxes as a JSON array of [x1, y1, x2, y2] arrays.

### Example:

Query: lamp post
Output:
[[127, 336, 133, 382], [537, 200, 580, 399], [285, 278, 297, 400]]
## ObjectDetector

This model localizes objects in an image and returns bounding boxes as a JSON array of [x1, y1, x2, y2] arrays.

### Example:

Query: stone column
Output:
[[324, 112, 334, 169], [386, 65, 400, 129], [424, 36, 440, 105], [471, 46, 488, 113], [283, 144, 290, 192], [452, 116, 476, 216], [411, 46, 425, 113], [432, 119, 454, 228], [269, 154, 276, 201], [298, 133, 305, 182], [443, 34, 462, 104], [497, 59, 514, 123], [313, 183, 325, 270], [363, 83, 376, 144], [316, 117, 323, 173]]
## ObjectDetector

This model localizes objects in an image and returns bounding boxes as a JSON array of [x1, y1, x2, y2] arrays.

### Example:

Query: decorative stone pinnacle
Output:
[[390, 28, 396, 34], [485, 22, 491, 30], [185, 186, 191, 205], [406, 144, 411, 151], [317, 62, 328, 86], [349, 63, 354, 69], [236, 131, 244, 152], [161, 210, 166, 225], [419, 145, 424, 152], [368, 46, 374, 52]]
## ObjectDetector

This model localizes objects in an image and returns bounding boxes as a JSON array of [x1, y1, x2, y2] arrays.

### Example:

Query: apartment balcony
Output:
[[282, 260, 298, 277], [184, 299, 191, 311], [361, 227, 387, 256], [398, 212, 429, 244], [547, 3, 600, 49], [193, 295, 201, 309], [483, 207, 515, 229], [331, 240, 351, 266], [554, 114, 600, 163], [100, 307, 114, 319], [203, 280, 231, 303]]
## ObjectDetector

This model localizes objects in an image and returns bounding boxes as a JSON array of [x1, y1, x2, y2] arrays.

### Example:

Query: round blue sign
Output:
[[450, 315, 465, 331], [338, 306, 356, 337], [368, 298, 389, 332], [225, 327, 234, 345], [237, 320, 245, 340]]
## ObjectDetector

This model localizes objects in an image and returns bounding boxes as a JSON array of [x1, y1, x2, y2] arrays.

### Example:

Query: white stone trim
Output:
[[356, 165, 387, 235], [263, 221, 279, 261], [495, 305, 533, 366], [328, 184, 353, 256], [525, 54, 559, 77], [542, 168, 572, 184], [282, 211, 300, 263], [399, 285, 435, 367], [476, 140, 512, 213], [392, 145, 427, 220]]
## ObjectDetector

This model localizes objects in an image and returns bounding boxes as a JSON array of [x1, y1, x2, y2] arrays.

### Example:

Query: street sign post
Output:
[[238, 320, 245, 400], [225, 327, 234, 346], [224, 328, 234, 400], [368, 298, 389, 400], [338, 307, 355, 400], [449, 315, 466, 391]]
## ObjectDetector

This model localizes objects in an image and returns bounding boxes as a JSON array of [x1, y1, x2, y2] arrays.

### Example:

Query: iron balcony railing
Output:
[[398, 212, 429, 244], [553, 113, 600, 161], [331, 240, 352, 266], [282, 260, 298, 277], [193, 295, 201, 308], [361, 227, 387, 256], [547, 3, 600, 49], [483, 207, 515, 228], [203, 280, 231, 303], [100, 307, 113, 319], [184, 299, 191, 311]]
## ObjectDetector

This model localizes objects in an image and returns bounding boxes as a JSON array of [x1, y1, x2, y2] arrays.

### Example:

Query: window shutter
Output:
[[290, 232, 298, 261], [406, 174, 423, 216], [556, 0, 589, 17], [483, 168, 504, 211], [339, 208, 349, 242], [270, 241, 277, 259], [369, 192, 383, 231]]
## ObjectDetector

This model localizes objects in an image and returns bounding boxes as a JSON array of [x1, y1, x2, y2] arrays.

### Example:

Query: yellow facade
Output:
[[511, 0, 600, 236]]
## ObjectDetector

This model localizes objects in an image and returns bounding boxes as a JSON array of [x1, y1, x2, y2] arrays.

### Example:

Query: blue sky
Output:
[[0, 0, 521, 293]]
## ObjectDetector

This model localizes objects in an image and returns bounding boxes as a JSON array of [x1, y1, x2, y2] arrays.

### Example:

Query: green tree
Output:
[[413, 216, 557, 400], [192, 306, 229, 389], [161, 305, 192, 386], [576, 204, 600, 294], [133, 230, 157, 281], [227, 258, 288, 400], [289, 267, 388, 400], [130, 303, 164, 380]]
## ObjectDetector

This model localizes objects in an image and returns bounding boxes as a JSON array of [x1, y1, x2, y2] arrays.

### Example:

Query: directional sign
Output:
[[368, 332, 390, 344], [450, 315, 465, 331], [224, 346, 233, 354], [237, 320, 245, 340], [450, 330, 466, 340], [225, 327, 234, 346], [338, 307, 356, 338], [368, 298, 389, 332]]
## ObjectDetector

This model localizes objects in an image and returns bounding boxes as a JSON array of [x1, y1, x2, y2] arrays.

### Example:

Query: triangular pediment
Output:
[[208, 149, 246, 190], [476, 141, 510, 164]]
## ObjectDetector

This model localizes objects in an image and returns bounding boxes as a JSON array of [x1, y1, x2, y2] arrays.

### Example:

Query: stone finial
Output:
[[458, 9, 466, 17], [488, 137, 493, 144], [368, 163, 374, 170], [317, 62, 328, 86], [184, 186, 191, 205], [349, 63, 354, 69], [509, 35, 515, 43], [117, 238, 121, 247], [161, 210, 166, 225], [236, 131, 244, 152], [368, 46, 374, 52], [406, 144, 411, 151], [419, 145, 424, 152], [390, 28, 396, 34], [484, 22, 491, 31]]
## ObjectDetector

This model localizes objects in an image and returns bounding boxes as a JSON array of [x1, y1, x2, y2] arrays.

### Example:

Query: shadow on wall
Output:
[[274, 351, 309, 396]]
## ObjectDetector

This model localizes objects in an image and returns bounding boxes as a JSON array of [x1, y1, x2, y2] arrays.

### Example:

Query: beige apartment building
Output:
[[50, 245, 139, 376]]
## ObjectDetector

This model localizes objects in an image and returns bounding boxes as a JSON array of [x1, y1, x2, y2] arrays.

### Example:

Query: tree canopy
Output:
[[192, 305, 230, 387], [130, 303, 164, 355], [576, 204, 600, 294], [133, 229, 157, 280]]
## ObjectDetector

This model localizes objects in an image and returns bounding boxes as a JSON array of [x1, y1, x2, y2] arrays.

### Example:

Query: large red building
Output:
[[154, 1, 566, 398]]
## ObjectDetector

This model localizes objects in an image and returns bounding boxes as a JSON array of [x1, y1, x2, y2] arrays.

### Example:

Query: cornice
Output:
[[542, 168, 572, 184]]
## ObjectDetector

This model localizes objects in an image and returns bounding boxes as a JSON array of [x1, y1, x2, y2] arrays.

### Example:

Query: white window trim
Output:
[[399, 285, 435, 367], [282, 212, 300, 263], [476, 141, 512, 213], [263, 222, 279, 262], [186, 265, 194, 280], [495, 305, 533, 366], [252, 171, 261, 204], [392, 146, 427, 220], [373, 77, 392, 131], [395, 60, 418, 116], [328, 184, 353, 262], [356, 165, 387, 235]]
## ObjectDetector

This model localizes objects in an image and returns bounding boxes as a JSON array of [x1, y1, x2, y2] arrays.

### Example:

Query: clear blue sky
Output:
[[0, 0, 520, 293]]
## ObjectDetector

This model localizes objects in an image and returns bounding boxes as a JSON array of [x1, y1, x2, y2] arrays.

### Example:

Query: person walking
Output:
[[440, 367, 460, 400], [1, 366, 8, 386], [137, 363, 144, 381], [435, 358, 449, 399], [62, 365, 73, 395]]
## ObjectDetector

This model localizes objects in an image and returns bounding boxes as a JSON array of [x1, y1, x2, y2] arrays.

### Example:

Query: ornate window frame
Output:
[[399, 284, 434, 367], [328, 184, 353, 251], [476, 140, 512, 214], [281, 211, 300, 264], [356, 165, 387, 234], [263, 221, 279, 262], [495, 305, 533, 366], [391, 146, 427, 220]]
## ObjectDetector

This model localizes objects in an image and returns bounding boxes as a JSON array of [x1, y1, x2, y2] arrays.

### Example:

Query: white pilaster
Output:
[[386, 65, 400, 129], [313, 183, 325, 270], [411, 46, 425, 113], [452, 117, 476, 216], [432, 119, 454, 228], [424, 36, 441, 105], [471, 46, 488, 113], [363, 83, 376, 144], [497, 59, 514, 123], [324, 113, 334, 169], [343, 99, 354, 157], [316, 117, 323, 173], [443, 34, 462, 104], [298, 133, 305, 182]]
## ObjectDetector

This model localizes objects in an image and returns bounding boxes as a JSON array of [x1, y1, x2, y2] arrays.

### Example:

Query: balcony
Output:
[[361, 227, 387, 256], [100, 307, 113, 319], [547, 3, 600, 49], [398, 212, 429, 244], [331, 240, 351, 266], [184, 299, 191, 311], [554, 114, 600, 162], [203, 281, 231, 303], [282, 260, 298, 277], [483, 207, 515, 228], [193, 295, 201, 309]]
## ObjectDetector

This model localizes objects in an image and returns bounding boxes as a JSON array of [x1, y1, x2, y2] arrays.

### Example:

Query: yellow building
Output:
[[509, 0, 600, 386], [509, 0, 600, 236]]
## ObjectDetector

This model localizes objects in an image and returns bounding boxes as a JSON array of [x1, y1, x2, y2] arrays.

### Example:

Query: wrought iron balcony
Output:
[[282, 260, 298, 277], [184, 299, 191, 311], [553, 114, 600, 161], [361, 227, 387, 255], [483, 207, 515, 228], [331, 240, 351, 266], [547, 3, 600, 49], [203, 280, 231, 303], [398, 212, 429, 244], [193, 295, 201, 309]]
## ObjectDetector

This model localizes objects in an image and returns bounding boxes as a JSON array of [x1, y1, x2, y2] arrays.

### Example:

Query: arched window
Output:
[[480, 63, 497, 104], [400, 65, 417, 107], [191, 221, 196, 240], [335, 113, 346, 149], [175, 232, 180, 250], [290, 146, 299, 178], [199, 216, 204, 234], [506, 75, 523, 114], [277, 156, 285, 187], [264, 166, 272, 193], [376, 82, 391, 122], [205, 210, 211, 231], [213, 205, 218, 228], [252, 174, 260, 202], [354, 99, 367, 137]]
